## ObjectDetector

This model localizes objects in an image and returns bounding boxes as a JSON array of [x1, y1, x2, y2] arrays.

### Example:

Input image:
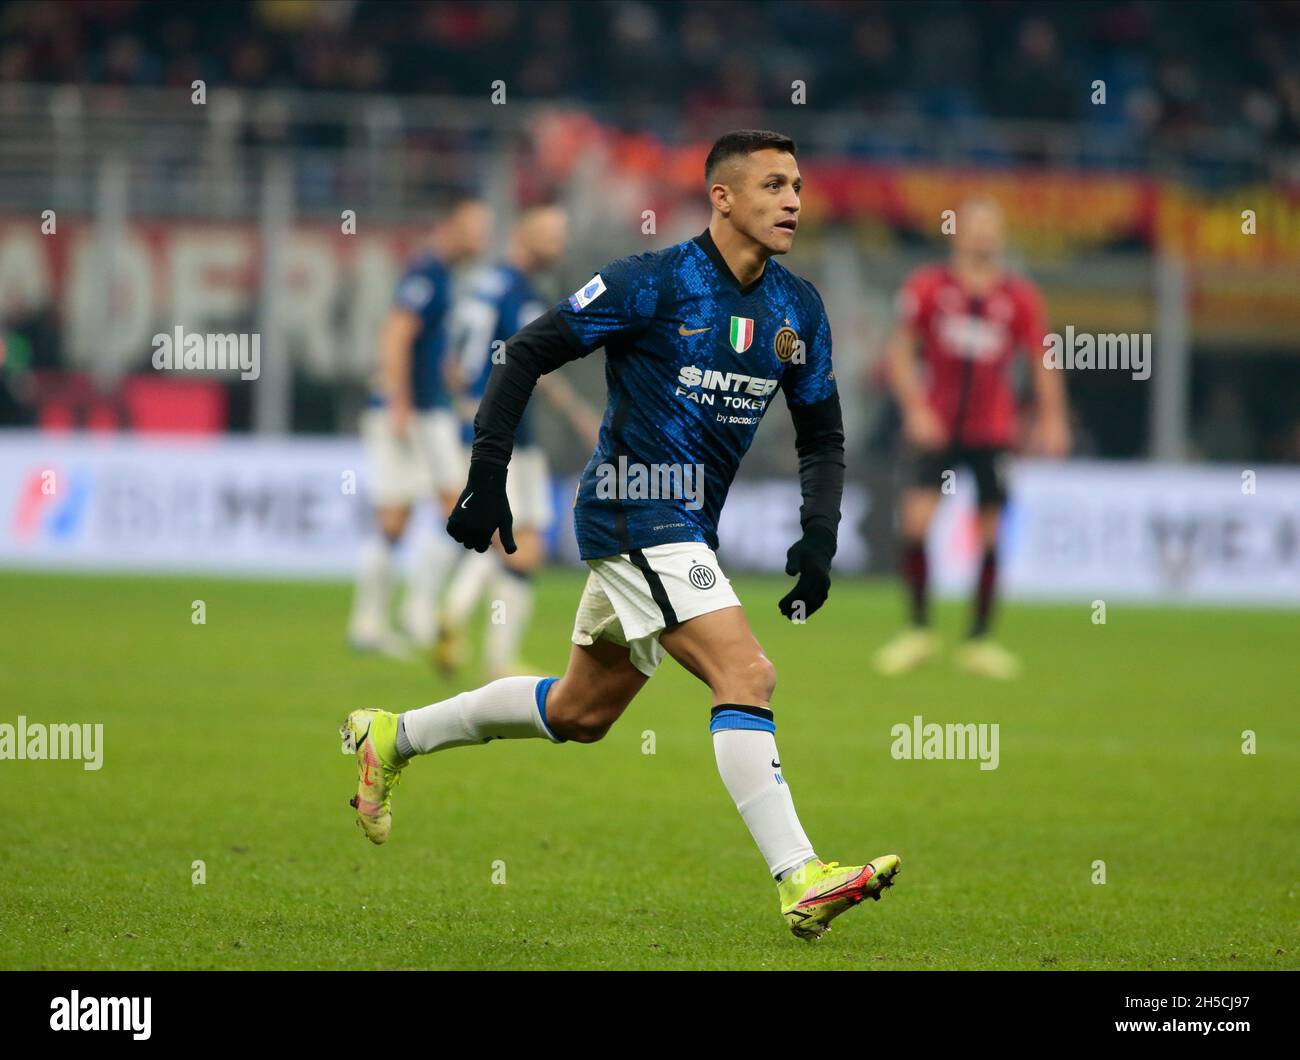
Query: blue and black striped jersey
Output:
[[452, 262, 547, 445], [373, 252, 454, 411], [554, 229, 836, 559]]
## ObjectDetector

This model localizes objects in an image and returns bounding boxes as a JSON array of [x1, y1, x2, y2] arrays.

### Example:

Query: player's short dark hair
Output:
[[519, 196, 562, 216], [444, 189, 486, 213], [705, 130, 797, 185]]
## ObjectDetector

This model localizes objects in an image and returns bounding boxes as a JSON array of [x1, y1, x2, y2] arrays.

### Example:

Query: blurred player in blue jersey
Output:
[[341, 132, 900, 940], [347, 195, 491, 653], [438, 203, 601, 679]]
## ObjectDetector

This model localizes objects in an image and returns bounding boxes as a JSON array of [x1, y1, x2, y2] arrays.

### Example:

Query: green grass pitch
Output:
[[0, 570, 1295, 970]]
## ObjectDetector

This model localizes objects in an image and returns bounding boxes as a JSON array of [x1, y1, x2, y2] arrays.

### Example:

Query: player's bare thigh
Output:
[[975, 503, 1002, 549], [438, 490, 460, 521], [376, 504, 412, 539], [659, 605, 776, 708], [544, 637, 648, 743], [498, 528, 543, 572], [900, 487, 940, 541], [901, 487, 1002, 549]]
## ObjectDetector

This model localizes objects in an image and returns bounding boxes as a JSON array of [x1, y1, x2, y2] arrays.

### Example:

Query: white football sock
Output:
[[348, 535, 397, 640], [400, 675, 562, 755], [712, 725, 816, 879], [401, 532, 456, 647], [443, 549, 499, 627], [486, 568, 534, 676]]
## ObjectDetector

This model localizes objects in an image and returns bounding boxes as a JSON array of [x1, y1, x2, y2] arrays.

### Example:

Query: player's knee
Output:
[[753, 653, 778, 702], [561, 708, 616, 744], [377, 507, 409, 541], [546, 689, 617, 744], [502, 532, 541, 573], [722, 651, 776, 705]]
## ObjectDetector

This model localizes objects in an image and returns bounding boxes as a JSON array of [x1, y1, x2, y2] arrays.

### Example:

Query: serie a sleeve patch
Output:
[[567, 273, 607, 310]]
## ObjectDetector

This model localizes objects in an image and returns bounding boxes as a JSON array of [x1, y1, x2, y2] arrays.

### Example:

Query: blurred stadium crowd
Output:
[[2, 0, 1299, 157], [1, 0, 1298, 471]]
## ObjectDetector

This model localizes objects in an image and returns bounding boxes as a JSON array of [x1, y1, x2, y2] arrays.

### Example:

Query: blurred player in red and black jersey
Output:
[[875, 197, 1069, 678]]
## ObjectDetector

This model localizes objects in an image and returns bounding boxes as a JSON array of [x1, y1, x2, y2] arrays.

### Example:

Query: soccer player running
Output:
[[437, 203, 601, 678], [347, 196, 492, 654], [874, 197, 1069, 679], [340, 131, 900, 940]]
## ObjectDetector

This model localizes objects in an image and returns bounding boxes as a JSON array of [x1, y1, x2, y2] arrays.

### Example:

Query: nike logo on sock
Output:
[[771, 758, 781, 768]]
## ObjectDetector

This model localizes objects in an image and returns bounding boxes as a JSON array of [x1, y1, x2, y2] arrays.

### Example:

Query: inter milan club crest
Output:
[[729, 316, 754, 353], [688, 562, 717, 590], [773, 325, 800, 362]]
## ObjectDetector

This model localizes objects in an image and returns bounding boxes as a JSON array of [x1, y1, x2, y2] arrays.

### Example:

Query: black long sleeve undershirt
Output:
[[471, 308, 587, 468], [788, 393, 846, 550], [472, 306, 844, 553]]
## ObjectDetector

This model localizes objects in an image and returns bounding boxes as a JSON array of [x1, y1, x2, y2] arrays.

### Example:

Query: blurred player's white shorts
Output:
[[571, 542, 740, 677], [361, 406, 466, 507], [507, 446, 554, 532]]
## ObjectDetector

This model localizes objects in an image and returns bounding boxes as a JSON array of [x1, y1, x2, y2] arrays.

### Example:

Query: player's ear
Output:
[[709, 181, 731, 216]]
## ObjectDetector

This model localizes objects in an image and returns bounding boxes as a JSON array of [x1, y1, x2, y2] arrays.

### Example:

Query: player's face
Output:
[[726, 149, 802, 255], [522, 207, 568, 268], [954, 204, 1004, 262], [446, 202, 493, 261]]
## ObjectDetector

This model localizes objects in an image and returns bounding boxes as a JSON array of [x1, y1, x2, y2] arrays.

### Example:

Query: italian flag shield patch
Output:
[[729, 316, 754, 353]]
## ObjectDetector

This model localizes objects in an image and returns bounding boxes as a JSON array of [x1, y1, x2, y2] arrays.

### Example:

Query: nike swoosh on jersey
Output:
[[678, 324, 712, 336]]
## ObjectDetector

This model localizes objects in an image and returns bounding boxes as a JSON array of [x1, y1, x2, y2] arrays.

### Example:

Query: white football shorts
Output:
[[507, 446, 554, 532], [361, 407, 467, 507], [571, 542, 741, 677]]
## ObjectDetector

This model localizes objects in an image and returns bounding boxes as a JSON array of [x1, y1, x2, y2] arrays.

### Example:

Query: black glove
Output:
[[778, 526, 835, 621], [446, 461, 516, 554]]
